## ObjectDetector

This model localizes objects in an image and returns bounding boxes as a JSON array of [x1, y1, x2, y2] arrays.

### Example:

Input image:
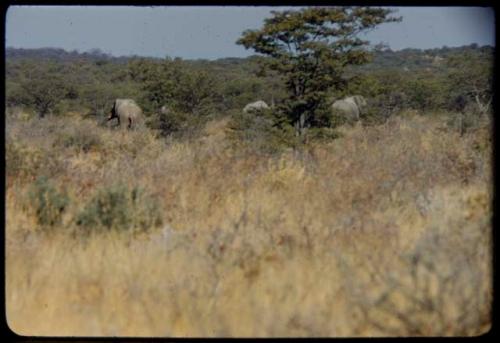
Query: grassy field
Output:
[[5, 110, 492, 337]]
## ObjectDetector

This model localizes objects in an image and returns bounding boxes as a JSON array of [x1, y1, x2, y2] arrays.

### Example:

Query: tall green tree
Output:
[[237, 7, 400, 136]]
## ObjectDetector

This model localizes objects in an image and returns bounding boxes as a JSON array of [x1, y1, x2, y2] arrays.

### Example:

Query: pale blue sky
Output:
[[6, 6, 495, 60]]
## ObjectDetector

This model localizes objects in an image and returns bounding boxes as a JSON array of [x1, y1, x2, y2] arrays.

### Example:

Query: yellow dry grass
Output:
[[5, 112, 492, 337]]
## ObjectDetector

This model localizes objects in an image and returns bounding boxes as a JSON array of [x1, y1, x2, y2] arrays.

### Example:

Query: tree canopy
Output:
[[237, 7, 401, 136]]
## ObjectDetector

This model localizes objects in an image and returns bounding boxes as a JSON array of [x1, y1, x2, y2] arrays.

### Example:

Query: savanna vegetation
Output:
[[5, 7, 493, 337]]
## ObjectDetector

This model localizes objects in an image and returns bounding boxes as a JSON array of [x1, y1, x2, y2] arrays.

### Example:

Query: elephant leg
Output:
[[128, 117, 132, 129]]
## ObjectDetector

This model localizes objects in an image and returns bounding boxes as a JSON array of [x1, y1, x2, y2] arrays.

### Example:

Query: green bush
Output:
[[76, 184, 163, 233], [147, 109, 206, 139], [27, 176, 69, 228]]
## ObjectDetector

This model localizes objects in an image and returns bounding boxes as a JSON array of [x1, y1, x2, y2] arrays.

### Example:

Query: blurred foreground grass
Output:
[[6, 111, 492, 336]]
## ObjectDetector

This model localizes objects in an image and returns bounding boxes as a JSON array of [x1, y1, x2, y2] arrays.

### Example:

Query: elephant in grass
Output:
[[107, 99, 143, 129], [243, 100, 270, 113], [332, 95, 367, 123]]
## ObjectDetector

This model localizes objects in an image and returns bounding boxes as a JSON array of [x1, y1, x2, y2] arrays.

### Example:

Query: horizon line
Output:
[[6, 42, 495, 61]]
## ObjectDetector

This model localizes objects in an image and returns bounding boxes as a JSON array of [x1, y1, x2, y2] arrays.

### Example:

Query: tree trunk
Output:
[[295, 112, 307, 137], [39, 105, 49, 118], [299, 112, 306, 135], [37, 98, 53, 118], [458, 112, 464, 137], [474, 94, 491, 115]]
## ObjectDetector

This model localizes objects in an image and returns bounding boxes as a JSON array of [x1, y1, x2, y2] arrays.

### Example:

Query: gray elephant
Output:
[[107, 99, 143, 129], [332, 95, 367, 123], [243, 100, 270, 113], [160, 105, 170, 115]]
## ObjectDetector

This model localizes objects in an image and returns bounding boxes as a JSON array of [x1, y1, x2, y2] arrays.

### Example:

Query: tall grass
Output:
[[6, 111, 492, 336]]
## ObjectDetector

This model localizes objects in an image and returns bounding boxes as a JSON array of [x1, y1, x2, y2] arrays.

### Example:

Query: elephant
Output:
[[107, 99, 143, 129], [243, 100, 270, 113], [332, 95, 367, 123], [160, 105, 170, 115]]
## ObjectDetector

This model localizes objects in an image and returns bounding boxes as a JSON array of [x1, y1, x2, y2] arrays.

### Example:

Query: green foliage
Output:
[[27, 177, 69, 228], [80, 82, 121, 117], [405, 76, 447, 112], [5, 43, 494, 147], [128, 58, 177, 112], [173, 69, 223, 115], [129, 58, 222, 114], [445, 50, 493, 114], [17, 62, 71, 118], [237, 7, 401, 136], [344, 45, 493, 121], [76, 184, 163, 233], [5, 81, 25, 108], [222, 78, 264, 108], [129, 57, 224, 137], [148, 109, 205, 139]]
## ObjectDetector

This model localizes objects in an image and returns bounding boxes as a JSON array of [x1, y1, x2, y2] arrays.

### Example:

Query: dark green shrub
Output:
[[27, 176, 69, 228], [76, 184, 163, 233], [404, 77, 447, 112], [76, 184, 130, 230], [147, 109, 205, 139]]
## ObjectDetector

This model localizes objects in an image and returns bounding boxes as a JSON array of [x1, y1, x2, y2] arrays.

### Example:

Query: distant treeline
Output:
[[6, 44, 494, 71], [5, 43, 494, 151]]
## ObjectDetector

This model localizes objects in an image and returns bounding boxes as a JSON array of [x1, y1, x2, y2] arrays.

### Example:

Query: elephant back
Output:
[[243, 100, 270, 113], [115, 99, 142, 121], [112, 99, 143, 128], [332, 98, 360, 122]]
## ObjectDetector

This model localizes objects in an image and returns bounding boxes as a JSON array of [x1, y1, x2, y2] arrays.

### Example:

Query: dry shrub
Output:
[[5, 138, 62, 184], [336, 186, 491, 336], [53, 122, 102, 153]]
